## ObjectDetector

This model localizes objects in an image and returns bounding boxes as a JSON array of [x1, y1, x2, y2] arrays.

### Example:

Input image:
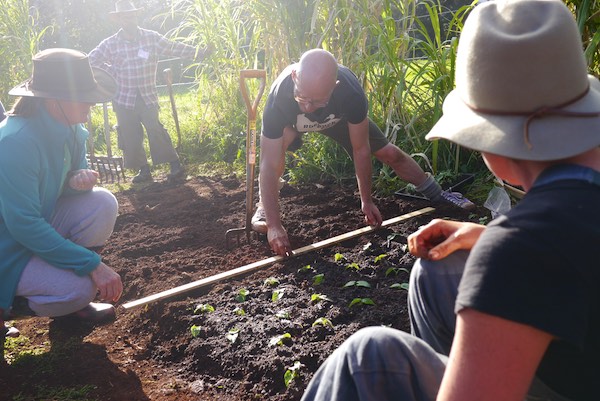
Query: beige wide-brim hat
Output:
[[426, 0, 600, 161], [9, 48, 117, 104], [109, 0, 142, 16]]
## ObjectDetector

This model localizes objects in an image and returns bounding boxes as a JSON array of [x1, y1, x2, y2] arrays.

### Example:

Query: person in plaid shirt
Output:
[[89, 1, 209, 182]]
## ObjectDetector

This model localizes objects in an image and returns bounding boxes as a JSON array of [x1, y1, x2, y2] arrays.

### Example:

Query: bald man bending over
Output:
[[253, 49, 474, 256]]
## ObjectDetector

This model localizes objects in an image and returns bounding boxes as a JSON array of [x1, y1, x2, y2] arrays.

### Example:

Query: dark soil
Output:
[[1, 173, 482, 401]]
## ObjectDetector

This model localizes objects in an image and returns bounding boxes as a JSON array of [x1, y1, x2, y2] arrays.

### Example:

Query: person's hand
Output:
[[68, 169, 99, 191], [407, 219, 485, 260], [267, 224, 293, 257], [361, 200, 382, 227], [90, 262, 123, 303]]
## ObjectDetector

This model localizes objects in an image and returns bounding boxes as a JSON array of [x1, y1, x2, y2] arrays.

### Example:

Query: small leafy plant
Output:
[[298, 264, 314, 273], [275, 310, 290, 319], [391, 282, 410, 290], [343, 280, 371, 288], [312, 317, 334, 328], [349, 298, 375, 307], [263, 277, 280, 286], [190, 325, 201, 338], [310, 293, 332, 303], [313, 273, 325, 285], [194, 303, 215, 314], [269, 332, 292, 347], [385, 267, 410, 277], [235, 288, 250, 302], [374, 254, 388, 264], [346, 262, 361, 271], [334, 253, 346, 263], [272, 289, 284, 302], [226, 328, 240, 344], [284, 361, 305, 388], [233, 306, 246, 316]]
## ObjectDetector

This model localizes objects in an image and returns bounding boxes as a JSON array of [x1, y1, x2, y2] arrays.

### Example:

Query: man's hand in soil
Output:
[[90, 262, 123, 302], [267, 224, 293, 257], [408, 218, 485, 260], [361, 200, 382, 227]]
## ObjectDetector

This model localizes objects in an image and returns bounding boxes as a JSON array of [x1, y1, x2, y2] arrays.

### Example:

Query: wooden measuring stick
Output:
[[122, 207, 434, 310]]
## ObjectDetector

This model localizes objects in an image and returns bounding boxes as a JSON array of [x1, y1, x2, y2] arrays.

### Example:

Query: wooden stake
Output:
[[122, 207, 434, 310]]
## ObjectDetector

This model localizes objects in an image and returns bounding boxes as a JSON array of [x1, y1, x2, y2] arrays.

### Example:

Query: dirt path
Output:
[[1, 175, 479, 400]]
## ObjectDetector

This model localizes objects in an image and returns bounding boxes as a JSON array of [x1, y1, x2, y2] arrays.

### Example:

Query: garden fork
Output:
[[225, 69, 266, 248]]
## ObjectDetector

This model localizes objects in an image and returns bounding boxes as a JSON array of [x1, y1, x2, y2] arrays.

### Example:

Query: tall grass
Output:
[[0, 0, 49, 108]]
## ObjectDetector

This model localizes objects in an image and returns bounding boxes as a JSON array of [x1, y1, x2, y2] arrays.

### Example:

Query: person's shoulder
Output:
[[337, 65, 360, 83], [269, 65, 294, 97], [139, 28, 163, 39]]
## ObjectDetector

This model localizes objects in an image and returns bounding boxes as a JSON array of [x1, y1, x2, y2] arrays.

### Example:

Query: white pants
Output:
[[15, 188, 118, 317]]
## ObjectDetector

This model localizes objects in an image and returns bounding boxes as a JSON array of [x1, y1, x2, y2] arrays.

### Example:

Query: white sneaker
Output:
[[251, 205, 267, 234], [439, 190, 476, 210]]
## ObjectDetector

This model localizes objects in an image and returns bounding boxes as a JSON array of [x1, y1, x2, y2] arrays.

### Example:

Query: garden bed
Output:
[[1, 174, 481, 400]]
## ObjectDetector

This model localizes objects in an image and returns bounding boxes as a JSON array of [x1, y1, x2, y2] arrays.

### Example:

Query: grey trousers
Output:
[[301, 251, 571, 401], [113, 97, 179, 170], [15, 188, 118, 317]]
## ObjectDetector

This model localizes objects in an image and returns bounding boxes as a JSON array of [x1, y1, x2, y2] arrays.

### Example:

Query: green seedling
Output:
[[391, 283, 410, 290], [343, 280, 371, 288], [194, 303, 215, 314], [385, 267, 410, 277], [386, 232, 403, 247], [374, 254, 388, 264], [275, 310, 290, 319], [190, 324, 201, 338], [313, 273, 325, 285], [269, 332, 292, 347], [226, 328, 240, 344], [272, 289, 284, 302], [235, 288, 250, 302], [349, 298, 376, 307], [334, 253, 346, 263], [298, 264, 314, 272], [312, 317, 334, 328], [284, 361, 305, 388], [346, 262, 361, 271], [264, 277, 280, 286], [233, 306, 246, 316], [311, 293, 332, 303]]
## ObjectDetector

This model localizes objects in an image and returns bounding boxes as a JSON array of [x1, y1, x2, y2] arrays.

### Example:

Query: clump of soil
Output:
[[1, 174, 480, 400]]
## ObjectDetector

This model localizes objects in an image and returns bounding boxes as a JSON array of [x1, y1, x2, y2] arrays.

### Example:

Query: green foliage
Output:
[[349, 297, 376, 307], [385, 267, 410, 277], [346, 262, 361, 271], [343, 280, 371, 288], [194, 303, 215, 314], [310, 293, 332, 303], [233, 306, 246, 316], [284, 361, 305, 388], [235, 288, 250, 302], [264, 277, 280, 286], [272, 289, 284, 302], [391, 282, 410, 290], [275, 310, 290, 319], [312, 317, 334, 329], [268, 332, 292, 347], [12, 384, 98, 401], [313, 273, 325, 285], [190, 324, 202, 338], [226, 328, 240, 344], [334, 253, 346, 263]]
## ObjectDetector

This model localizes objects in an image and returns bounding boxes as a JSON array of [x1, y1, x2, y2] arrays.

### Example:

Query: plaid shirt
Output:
[[89, 28, 195, 109]]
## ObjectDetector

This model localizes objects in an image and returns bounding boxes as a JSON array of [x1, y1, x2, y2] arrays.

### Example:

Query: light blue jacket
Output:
[[0, 105, 100, 311]]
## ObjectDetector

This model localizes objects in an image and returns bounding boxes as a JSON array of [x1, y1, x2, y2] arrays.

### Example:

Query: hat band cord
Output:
[[466, 86, 600, 150]]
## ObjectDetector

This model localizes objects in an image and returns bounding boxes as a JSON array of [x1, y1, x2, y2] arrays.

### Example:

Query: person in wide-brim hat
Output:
[[108, 0, 143, 17], [9, 48, 116, 104], [426, 0, 600, 160], [300, 1, 600, 401], [0, 48, 123, 331]]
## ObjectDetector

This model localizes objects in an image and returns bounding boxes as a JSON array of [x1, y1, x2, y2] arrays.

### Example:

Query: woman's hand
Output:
[[90, 262, 123, 303], [68, 169, 99, 191], [408, 219, 486, 260]]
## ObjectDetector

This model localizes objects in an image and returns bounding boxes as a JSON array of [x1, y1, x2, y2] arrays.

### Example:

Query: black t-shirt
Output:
[[261, 64, 367, 139], [456, 169, 600, 400]]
